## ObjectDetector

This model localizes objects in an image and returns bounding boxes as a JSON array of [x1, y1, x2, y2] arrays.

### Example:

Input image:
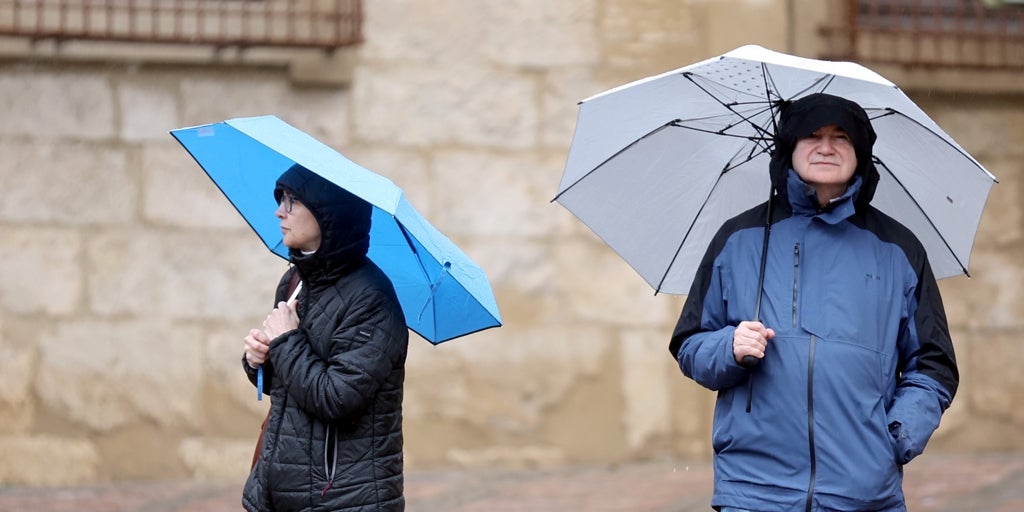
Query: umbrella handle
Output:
[[257, 281, 300, 402], [744, 187, 775, 413]]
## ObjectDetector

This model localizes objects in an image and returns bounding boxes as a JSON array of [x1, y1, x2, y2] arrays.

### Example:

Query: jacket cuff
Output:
[[243, 355, 259, 375]]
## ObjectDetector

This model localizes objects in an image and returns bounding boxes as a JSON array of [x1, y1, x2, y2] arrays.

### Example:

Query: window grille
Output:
[[822, 0, 1023, 70], [0, 0, 362, 51]]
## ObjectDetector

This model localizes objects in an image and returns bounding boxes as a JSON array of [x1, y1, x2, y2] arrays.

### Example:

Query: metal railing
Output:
[[0, 0, 362, 51], [822, 0, 1024, 70]]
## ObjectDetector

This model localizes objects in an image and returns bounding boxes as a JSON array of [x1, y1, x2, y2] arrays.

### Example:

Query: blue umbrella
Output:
[[171, 115, 502, 346]]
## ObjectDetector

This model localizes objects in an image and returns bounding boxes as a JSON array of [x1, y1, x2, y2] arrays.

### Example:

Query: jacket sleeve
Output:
[[669, 238, 749, 391], [269, 288, 406, 423], [887, 259, 958, 465]]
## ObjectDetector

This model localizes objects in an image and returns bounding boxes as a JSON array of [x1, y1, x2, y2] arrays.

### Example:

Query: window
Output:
[[0, 0, 362, 51], [821, 0, 1023, 70]]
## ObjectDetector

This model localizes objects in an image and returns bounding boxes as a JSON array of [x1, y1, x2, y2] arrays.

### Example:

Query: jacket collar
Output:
[[785, 169, 862, 225]]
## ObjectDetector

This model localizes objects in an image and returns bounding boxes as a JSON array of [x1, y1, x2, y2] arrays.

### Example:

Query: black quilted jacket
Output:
[[242, 165, 409, 511]]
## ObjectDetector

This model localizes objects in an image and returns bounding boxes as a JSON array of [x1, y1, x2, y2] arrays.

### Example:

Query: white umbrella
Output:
[[555, 45, 997, 295]]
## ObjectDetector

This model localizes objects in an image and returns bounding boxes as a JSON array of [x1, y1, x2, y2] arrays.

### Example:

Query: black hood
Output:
[[274, 163, 372, 281], [768, 93, 879, 211]]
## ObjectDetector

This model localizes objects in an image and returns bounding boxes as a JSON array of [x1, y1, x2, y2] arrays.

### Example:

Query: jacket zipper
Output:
[[322, 424, 337, 496], [792, 243, 800, 327], [805, 334, 817, 512], [794, 242, 816, 511]]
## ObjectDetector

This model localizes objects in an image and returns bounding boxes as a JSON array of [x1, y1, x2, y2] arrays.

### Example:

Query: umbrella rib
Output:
[[761, 62, 838, 100], [683, 72, 778, 148], [553, 122, 676, 201], [875, 109, 997, 182], [797, 74, 837, 98], [758, 64, 784, 145], [873, 156, 970, 277], [669, 121, 772, 173], [668, 121, 768, 141], [654, 165, 727, 293], [396, 222, 444, 327]]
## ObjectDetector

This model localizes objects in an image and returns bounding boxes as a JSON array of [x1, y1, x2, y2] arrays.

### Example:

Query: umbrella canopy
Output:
[[555, 45, 997, 295], [171, 115, 502, 344]]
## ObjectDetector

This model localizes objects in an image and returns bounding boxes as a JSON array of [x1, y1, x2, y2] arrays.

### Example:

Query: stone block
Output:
[[404, 324, 611, 434], [430, 150, 565, 238], [0, 70, 115, 140], [970, 156, 1021, 248], [541, 67, 605, 149], [85, 229, 283, 320], [551, 239, 675, 327], [0, 139, 134, 225], [478, 1, 599, 69], [930, 327, 971, 443], [0, 315, 36, 435], [179, 73, 350, 145], [705, 1, 787, 56], [341, 146, 433, 217], [361, 0, 487, 63], [454, 239, 555, 304], [620, 329, 673, 452], [364, 0, 597, 69], [965, 330, 1024, 426], [179, 437, 255, 481], [0, 227, 81, 315], [917, 98, 1024, 159], [289, 48, 357, 87], [204, 325, 274, 417], [35, 319, 204, 431], [0, 436, 100, 486], [940, 248, 1023, 329], [141, 143, 251, 230], [599, 0, 704, 79], [352, 65, 538, 149], [667, 371, 715, 459], [117, 75, 181, 142]]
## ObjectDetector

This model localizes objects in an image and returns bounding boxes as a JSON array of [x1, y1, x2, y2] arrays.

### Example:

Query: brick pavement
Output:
[[0, 452, 1020, 511]]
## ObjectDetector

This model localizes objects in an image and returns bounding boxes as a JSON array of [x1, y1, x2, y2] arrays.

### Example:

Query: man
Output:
[[669, 93, 958, 511], [242, 163, 409, 511]]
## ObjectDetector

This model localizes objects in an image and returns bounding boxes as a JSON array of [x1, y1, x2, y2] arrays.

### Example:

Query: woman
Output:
[[242, 163, 409, 511]]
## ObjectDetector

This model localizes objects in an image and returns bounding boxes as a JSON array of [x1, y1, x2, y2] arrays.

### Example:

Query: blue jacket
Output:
[[670, 171, 958, 511]]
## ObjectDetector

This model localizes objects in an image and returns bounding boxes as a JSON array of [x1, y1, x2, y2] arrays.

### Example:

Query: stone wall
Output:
[[0, 0, 1021, 485]]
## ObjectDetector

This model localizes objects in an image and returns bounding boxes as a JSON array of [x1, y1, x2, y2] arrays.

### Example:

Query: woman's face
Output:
[[276, 191, 321, 252]]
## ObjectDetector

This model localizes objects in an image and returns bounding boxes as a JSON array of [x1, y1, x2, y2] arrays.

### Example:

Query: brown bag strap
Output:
[[251, 411, 270, 469], [285, 267, 301, 300]]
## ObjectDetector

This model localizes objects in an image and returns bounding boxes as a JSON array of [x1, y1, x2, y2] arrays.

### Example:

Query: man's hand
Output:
[[733, 320, 775, 365]]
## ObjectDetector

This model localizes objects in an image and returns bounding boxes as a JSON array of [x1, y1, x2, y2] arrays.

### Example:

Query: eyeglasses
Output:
[[279, 193, 301, 214]]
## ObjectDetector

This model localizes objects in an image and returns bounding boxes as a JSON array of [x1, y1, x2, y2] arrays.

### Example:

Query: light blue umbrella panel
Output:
[[171, 115, 502, 344]]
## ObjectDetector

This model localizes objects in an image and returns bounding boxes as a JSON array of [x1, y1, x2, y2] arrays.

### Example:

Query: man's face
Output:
[[791, 124, 858, 203], [276, 192, 321, 252]]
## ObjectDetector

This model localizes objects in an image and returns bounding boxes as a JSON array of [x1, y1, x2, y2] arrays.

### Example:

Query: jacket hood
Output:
[[274, 163, 372, 281], [769, 93, 879, 212]]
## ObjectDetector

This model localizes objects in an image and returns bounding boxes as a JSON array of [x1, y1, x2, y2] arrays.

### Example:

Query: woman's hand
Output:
[[244, 328, 271, 368], [263, 301, 300, 339]]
